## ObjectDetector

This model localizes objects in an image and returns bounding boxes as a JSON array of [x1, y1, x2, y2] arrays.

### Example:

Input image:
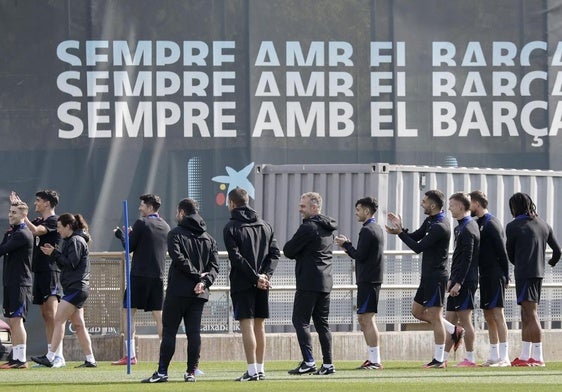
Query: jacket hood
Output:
[[178, 213, 207, 234], [230, 206, 258, 223], [73, 230, 90, 243], [307, 214, 337, 231]]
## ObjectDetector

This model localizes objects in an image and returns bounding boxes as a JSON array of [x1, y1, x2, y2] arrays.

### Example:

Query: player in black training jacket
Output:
[[387, 189, 463, 369], [335, 197, 384, 370], [223, 187, 279, 381], [443, 193, 480, 367], [506, 192, 560, 367], [469, 190, 511, 367]]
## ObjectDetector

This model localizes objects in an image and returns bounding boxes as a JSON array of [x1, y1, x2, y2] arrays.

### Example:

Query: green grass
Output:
[[1, 360, 562, 391]]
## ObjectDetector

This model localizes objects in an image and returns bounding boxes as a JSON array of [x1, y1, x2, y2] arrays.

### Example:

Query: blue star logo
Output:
[[211, 162, 255, 205]]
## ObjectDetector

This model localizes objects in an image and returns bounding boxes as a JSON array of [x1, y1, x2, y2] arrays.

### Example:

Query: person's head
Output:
[[509, 192, 537, 218], [468, 190, 488, 217], [355, 197, 378, 223], [299, 192, 322, 219], [139, 194, 161, 217], [35, 190, 59, 213], [448, 192, 470, 220], [9, 201, 28, 226], [228, 187, 249, 211], [57, 213, 89, 240], [176, 198, 199, 222], [421, 190, 445, 215]]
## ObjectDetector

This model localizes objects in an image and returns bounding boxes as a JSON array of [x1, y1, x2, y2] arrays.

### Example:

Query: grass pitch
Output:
[[1, 360, 561, 391]]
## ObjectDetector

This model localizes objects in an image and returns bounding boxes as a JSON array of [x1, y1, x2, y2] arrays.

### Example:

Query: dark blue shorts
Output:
[[414, 276, 447, 307], [356, 283, 381, 314], [123, 275, 164, 311], [231, 287, 269, 320], [33, 270, 62, 305], [515, 278, 542, 305], [446, 281, 477, 311], [479, 276, 506, 309], [3, 286, 32, 320]]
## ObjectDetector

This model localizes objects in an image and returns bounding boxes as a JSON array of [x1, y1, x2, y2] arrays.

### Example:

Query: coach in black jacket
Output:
[[284, 192, 337, 376], [142, 198, 218, 383], [223, 187, 279, 381]]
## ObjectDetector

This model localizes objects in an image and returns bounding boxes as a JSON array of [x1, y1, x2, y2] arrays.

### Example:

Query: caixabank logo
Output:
[[211, 162, 255, 206]]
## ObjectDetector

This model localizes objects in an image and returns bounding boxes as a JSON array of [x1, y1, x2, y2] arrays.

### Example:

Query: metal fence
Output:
[[86, 250, 562, 337], [253, 164, 562, 252]]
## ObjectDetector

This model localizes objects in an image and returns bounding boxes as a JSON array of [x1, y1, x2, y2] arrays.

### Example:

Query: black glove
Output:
[[114, 227, 123, 239], [548, 258, 558, 267]]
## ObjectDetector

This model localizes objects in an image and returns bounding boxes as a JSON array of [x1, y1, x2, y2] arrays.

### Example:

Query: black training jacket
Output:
[[449, 217, 480, 285], [477, 214, 509, 282], [223, 206, 280, 293], [116, 215, 170, 279], [398, 213, 451, 280], [283, 214, 337, 292], [51, 231, 90, 292], [506, 215, 561, 279], [166, 214, 219, 301], [342, 219, 384, 284], [1, 223, 33, 287]]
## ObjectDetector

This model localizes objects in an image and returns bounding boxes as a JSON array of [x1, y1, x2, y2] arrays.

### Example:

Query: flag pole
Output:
[[123, 200, 132, 374]]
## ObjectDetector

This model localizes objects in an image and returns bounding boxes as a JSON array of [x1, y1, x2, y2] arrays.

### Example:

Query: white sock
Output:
[[19, 344, 26, 362], [466, 351, 475, 363], [125, 338, 136, 358], [247, 363, 257, 376], [532, 342, 543, 362], [368, 346, 381, 364], [489, 344, 499, 361], [47, 344, 52, 354], [256, 363, 264, 373], [499, 342, 509, 361], [46, 350, 56, 362], [434, 344, 445, 362], [443, 319, 455, 334], [12, 345, 21, 361], [86, 354, 96, 364], [520, 341, 532, 361], [55, 341, 64, 359], [305, 360, 315, 366], [323, 363, 333, 368]]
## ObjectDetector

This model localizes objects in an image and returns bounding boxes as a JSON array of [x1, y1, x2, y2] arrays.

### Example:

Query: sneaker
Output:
[[184, 372, 196, 382], [489, 359, 511, 367], [528, 358, 546, 367], [480, 358, 498, 367], [455, 359, 476, 367], [76, 361, 97, 368], [111, 356, 137, 365], [423, 358, 446, 369], [52, 356, 66, 368], [314, 365, 335, 375], [0, 359, 28, 369], [258, 372, 265, 380], [359, 360, 383, 370], [141, 372, 168, 383], [30, 355, 54, 368], [451, 326, 465, 352], [288, 361, 317, 375], [511, 357, 530, 367], [235, 371, 259, 381]]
